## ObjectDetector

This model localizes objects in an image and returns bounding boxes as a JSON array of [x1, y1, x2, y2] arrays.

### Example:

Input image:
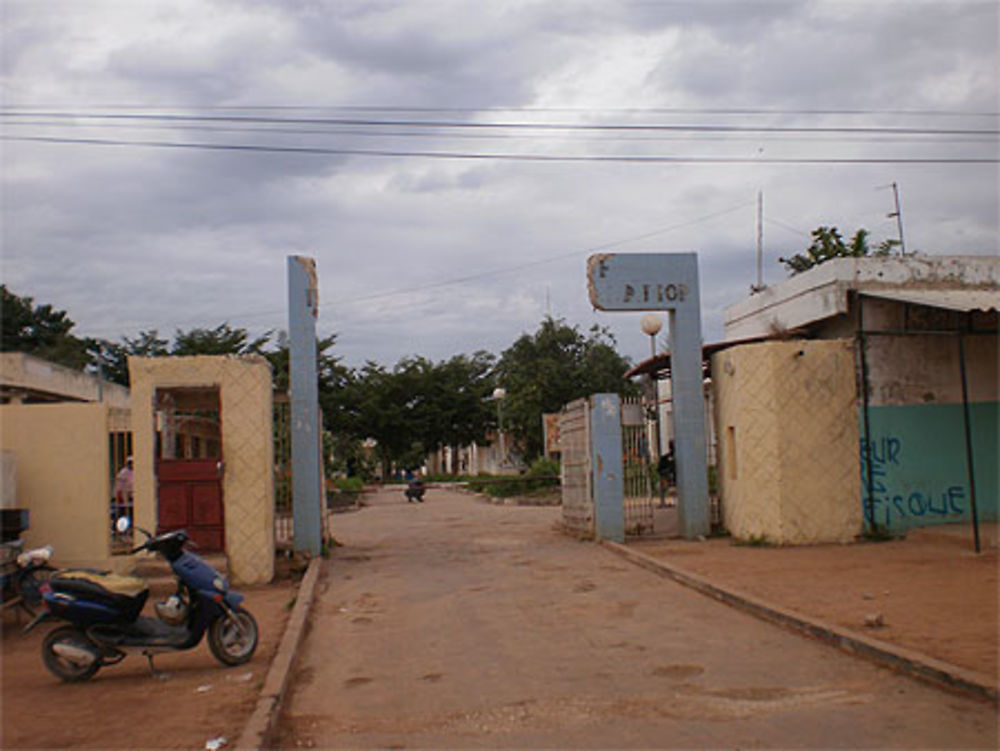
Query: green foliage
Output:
[[529, 456, 560, 479], [1, 285, 90, 369], [171, 323, 271, 356], [465, 459, 561, 498], [735, 534, 774, 547], [340, 351, 496, 478], [779, 226, 899, 275], [495, 317, 636, 461], [333, 476, 364, 493], [89, 325, 273, 387]]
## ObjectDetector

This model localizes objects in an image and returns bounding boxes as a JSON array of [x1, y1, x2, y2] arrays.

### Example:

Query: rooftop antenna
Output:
[[752, 190, 766, 293], [881, 182, 907, 256]]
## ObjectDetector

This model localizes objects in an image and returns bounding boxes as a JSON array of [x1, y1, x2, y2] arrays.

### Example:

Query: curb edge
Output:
[[236, 556, 323, 750], [601, 540, 998, 705]]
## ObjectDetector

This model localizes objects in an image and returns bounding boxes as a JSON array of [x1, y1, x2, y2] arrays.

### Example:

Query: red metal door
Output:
[[157, 459, 224, 551]]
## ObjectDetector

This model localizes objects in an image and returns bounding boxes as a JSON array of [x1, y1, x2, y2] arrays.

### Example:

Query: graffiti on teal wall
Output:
[[860, 402, 999, 532]]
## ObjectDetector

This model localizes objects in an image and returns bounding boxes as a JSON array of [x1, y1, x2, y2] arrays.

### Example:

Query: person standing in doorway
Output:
[[114, 456, 134, 522]]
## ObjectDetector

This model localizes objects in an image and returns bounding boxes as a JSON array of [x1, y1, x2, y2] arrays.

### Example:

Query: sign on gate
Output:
[[586, 253, 710, 538]]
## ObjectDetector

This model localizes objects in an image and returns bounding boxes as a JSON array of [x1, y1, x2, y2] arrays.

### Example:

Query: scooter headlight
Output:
[[213, 576, 227, 591]]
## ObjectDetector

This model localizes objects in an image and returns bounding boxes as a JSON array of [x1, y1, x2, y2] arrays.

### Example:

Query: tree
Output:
[[171, 323, 271, 356], [433, 351, 496, 455], [494, 317, 636, 461], [0, 285, 90, 369], [93, 326, 269, 387], [780, 226, 899, 275], [88, 331, 170, 386], [331, 350, 498, 479]]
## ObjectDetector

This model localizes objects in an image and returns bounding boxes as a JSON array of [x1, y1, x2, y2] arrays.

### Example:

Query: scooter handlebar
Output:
[[129, 529, 191, 556]]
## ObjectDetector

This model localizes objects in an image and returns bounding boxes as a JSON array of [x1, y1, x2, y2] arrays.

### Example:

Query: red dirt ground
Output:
[[631, 523, 998, 678], [1, 578, 297, 750]]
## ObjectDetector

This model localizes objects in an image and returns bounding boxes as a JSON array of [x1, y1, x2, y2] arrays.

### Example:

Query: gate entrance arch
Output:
[[587, 252, 710, 538]]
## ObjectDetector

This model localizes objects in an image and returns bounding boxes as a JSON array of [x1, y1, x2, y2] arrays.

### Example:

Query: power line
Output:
[[5, 135, 996, 164], [5, 103, 998, 117], [763, 217, 812, 238], [6, 118, 996, 145], [323, 201, 755, 311], [2, 110, 997, 136], [75, 201, 755, 337]]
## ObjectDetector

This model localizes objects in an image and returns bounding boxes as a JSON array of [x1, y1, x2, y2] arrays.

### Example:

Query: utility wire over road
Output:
[[4, 135, 996, 164], [3, 104, 996, 163]]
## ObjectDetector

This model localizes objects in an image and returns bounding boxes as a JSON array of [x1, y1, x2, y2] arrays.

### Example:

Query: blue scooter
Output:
[[24, 519, 258, 682]]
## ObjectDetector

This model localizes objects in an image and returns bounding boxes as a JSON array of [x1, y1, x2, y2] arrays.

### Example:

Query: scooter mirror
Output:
[[115, 516, 131, 534]]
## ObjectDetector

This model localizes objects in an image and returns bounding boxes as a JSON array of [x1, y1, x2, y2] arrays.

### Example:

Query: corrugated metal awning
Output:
[[861, 288, 1000, 312]]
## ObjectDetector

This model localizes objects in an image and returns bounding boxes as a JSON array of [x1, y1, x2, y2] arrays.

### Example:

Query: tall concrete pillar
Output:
[[587, 252, 710, 538], [590, 393, 625, 543], [288, 255, 324, 555]]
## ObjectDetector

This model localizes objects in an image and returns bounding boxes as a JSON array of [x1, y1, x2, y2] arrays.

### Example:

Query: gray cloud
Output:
[[2, 0, 996, 370]]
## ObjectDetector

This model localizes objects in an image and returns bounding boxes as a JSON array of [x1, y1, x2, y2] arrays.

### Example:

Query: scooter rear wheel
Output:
[[207, 607, 258, 666], [42, 626, 101, 682]]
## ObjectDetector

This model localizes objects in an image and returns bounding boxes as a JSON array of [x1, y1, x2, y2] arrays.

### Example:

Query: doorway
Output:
[[155, 387, 224, 551]]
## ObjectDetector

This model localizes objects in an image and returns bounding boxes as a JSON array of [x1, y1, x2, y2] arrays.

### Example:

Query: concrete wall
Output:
[[1, 352, 129, 408], [713, 340, 862, 544], [129, 356, 275, 585], [723, 255, 999, 341], [861, 332, 998, 532], [0, 403, 116, 568]]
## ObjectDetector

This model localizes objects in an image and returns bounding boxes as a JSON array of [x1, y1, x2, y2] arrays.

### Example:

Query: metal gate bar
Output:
[[622, 397, 655, 536]]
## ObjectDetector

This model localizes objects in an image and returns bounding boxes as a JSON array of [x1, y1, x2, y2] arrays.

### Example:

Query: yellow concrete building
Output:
[[1, 353, 276, 583], [1, 402, 129, 568], [129, 355, 276, 585], [712, 339, 863, 544]]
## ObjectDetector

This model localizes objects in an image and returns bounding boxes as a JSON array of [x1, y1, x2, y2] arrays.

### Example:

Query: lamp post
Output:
[[492, 387, 506, 471], [640, 314, 665, 507]]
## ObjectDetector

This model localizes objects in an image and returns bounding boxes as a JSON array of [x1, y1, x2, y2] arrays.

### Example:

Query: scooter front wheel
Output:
[[207, 607, 259, 666], [42, 626, 101, 682]]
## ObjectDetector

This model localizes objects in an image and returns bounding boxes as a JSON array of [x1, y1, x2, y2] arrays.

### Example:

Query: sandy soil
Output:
[[1, 577, 297, 750], [273, 491, 998, 750], [631, 523, 999, 678]]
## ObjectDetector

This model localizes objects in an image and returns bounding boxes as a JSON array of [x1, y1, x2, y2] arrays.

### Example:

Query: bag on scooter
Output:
[[47, 569, 148, 623]]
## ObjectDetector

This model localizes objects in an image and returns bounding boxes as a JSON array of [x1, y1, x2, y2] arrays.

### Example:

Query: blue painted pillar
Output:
[[288, 255, 324, 555], [591, 393, 625, 543], [667, 265, 711, 538], [587, 252, 710, 538]]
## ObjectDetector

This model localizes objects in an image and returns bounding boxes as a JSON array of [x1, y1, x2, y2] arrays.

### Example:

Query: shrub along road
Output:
[[274, 486, 997, 749]]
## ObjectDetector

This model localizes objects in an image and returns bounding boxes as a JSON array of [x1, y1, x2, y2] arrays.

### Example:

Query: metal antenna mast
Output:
[[887, 181, 907, 255], [753, 190, 765, 292]]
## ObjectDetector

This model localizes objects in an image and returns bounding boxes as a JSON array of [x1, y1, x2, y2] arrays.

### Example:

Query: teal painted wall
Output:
[[861, 401, 999, 532]]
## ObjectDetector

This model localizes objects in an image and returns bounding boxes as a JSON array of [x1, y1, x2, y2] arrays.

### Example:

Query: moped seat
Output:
[[52, 569, 146, 596], [49, 570, 149, 621]]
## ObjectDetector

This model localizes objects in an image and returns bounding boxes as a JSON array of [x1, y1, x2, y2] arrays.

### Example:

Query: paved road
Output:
[[275, 487, 997, 749]]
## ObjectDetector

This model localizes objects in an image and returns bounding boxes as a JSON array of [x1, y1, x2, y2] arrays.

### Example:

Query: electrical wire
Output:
[[5, 103, 998, 117], [6, 118, 996, 145], [5, 135, 996, 164], [763, 216, 812, 238], [3, 110, 997, 136], [74, 201, 755, 337]]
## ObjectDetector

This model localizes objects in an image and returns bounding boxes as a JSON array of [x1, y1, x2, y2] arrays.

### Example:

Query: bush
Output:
[[465, 459, 560, 498], [334, 476, 364, 493]]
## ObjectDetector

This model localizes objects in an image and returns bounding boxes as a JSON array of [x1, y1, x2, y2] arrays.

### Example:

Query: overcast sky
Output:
[[2, 0, 997, 369]]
